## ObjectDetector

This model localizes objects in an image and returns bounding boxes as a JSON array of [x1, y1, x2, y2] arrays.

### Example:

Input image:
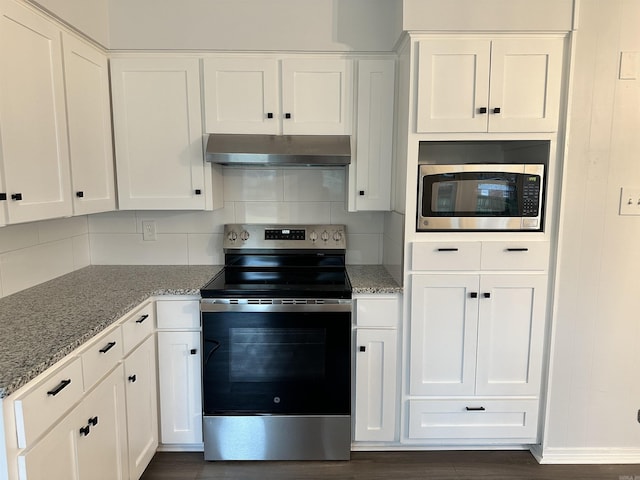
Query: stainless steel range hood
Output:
[[205, 134, 351, 166]]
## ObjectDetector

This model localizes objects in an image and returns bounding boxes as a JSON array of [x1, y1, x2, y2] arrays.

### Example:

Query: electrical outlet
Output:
[[142, 220, 157, 241], [619, 187, 640, 216]]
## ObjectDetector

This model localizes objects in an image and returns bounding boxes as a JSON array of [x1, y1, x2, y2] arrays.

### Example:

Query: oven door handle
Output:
[[200, 301, 352, 313], [203, 338, 221, 367]]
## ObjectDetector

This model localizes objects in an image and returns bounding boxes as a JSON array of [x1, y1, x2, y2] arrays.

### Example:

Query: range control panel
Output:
[[224, 224, 347, 250]]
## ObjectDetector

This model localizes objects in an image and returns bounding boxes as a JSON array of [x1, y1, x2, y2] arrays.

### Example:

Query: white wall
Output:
[[107, 0, 402, 52], [89, 167, 386, 265], [0, 216, 90, 298], [28, 0, 109, 47], [402, 0, 575, 32], [542, 0, 640, 462]]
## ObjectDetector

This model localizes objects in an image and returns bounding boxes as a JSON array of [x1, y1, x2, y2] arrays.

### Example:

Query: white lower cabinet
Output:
[[17, 366, 128, 480], [156, 299, 203, 447], [353, 294, 399, 443], [123, 336, 158, 479], [5, 301, 158, 480], [407, 241, 549, 444]]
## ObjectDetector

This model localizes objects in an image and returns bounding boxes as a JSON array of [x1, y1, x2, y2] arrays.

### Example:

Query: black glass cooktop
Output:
[[200, 252, 352, 299]]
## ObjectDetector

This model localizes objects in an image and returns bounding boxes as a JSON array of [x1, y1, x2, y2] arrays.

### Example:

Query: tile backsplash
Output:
[[89, 167, 386, 266], [0, 216, 90, 298], [0, 167, 394, 298]]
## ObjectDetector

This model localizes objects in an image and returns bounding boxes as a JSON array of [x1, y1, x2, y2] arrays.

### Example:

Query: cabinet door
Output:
[[488, 38, 564, 132], [111, 57, 206, 210], [410, 274, 479, 396], [354, 328, 397, 442], [17, 412, 78, 480], [281, 58, 352, 135], [157, 331, 203, 445], [124, 336, 158, 479], [348, 59, 395, 212], [416, 39, 491, 133], [75, 367, 128, 480], [61, 33, 115, 215], [0, 0, 72, 223], [475, 274, 547, 396], [20, 367, 128, 480], [203, 57, 279, 134]]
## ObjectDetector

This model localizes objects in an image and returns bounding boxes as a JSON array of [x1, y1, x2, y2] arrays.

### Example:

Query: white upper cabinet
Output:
[[111, 57, 213, 210], [348, 58, 395, 212], [416, 37, 564, 133], [203, 56, 352, 135], [0, 0, 72, 224], [61, 32, 116, 215]]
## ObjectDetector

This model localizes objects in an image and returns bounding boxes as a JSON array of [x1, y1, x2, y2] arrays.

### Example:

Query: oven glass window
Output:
[[229, 327, 326, 382], [202, 311, 351, 415]]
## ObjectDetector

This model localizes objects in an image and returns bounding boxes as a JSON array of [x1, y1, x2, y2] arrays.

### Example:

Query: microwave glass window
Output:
[[428, 173, 521, 216]]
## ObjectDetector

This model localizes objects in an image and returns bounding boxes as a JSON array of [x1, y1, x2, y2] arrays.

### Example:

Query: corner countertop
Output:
[[0, 264, 401, 399]]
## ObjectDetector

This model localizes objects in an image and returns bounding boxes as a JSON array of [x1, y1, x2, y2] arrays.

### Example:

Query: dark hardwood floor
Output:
[[140, 450, 640, 480]]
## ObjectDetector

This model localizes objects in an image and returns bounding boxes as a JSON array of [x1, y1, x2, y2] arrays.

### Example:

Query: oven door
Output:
[[201, 303, 351, 416]]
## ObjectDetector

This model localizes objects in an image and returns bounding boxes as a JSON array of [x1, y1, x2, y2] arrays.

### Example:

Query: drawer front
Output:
[[156, 299, 200, 329], [412, 242, 481, 271], [121, 302, 154, 355], [481, 242, 550, 271], [408, 399, 539, 441], [13, 357, 84, 448], [355, 295, 399, 328], [80, 325, 123, 391]]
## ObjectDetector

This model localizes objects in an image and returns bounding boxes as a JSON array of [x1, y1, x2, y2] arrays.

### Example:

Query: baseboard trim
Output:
[[534, 446, 640, 464]]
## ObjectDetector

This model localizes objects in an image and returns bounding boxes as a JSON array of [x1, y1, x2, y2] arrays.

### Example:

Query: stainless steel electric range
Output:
[[199, 224, 352, 461]]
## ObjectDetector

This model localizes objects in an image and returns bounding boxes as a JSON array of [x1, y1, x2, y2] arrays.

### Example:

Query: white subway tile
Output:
[[38, 216, 88, 243], [223, 168, 283, 201], [345, 234, 383, 265], [88, 211, 138, 233], [72, 235, 91, 269], [187, 233, 224, 265], [283, 168, 345, 201], [330, 202, 385, 233], [134, 205, 235, 234], [0, 223, 39, 254], [235, 202, 331, 224], [89, 234, 188, 265], [0, 239, 75, 296]]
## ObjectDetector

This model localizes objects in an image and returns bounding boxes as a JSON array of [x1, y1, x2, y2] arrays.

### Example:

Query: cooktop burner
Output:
[[200, 224, 352, 300]]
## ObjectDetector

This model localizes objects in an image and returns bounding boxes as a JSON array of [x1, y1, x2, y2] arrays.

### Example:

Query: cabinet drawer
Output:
[[79, 325, 123, 391], [408, 398, 539, 441], [121, 302, 154, 355], [481, 242, 550, 271], [412, 242, 481, 271], [13, 357, 84, 448], [156, 299, 200, 329], [355, 295, 399, 328]]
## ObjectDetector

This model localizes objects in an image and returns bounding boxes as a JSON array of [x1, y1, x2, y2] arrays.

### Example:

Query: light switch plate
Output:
[[620, 51, 639, 80], [619, 187, 640, 215]]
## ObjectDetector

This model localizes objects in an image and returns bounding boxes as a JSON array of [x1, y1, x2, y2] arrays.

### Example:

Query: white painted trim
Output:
[[536, 447, 640, 464]]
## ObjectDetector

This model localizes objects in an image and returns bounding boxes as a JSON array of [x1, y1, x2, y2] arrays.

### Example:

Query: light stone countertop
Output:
[[0, 264, 401, 398]]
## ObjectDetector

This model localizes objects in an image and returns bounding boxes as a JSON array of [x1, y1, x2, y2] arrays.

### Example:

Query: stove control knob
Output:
[[309, 231, 318, 242], [333, 230, 343, 242], [239, 230, 250, 241], [320, 230, 330, 242], [227, 230, 238, 242]]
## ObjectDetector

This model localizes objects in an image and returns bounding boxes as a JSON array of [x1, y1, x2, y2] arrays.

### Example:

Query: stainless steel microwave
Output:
[[417, 164, 545, 231]]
